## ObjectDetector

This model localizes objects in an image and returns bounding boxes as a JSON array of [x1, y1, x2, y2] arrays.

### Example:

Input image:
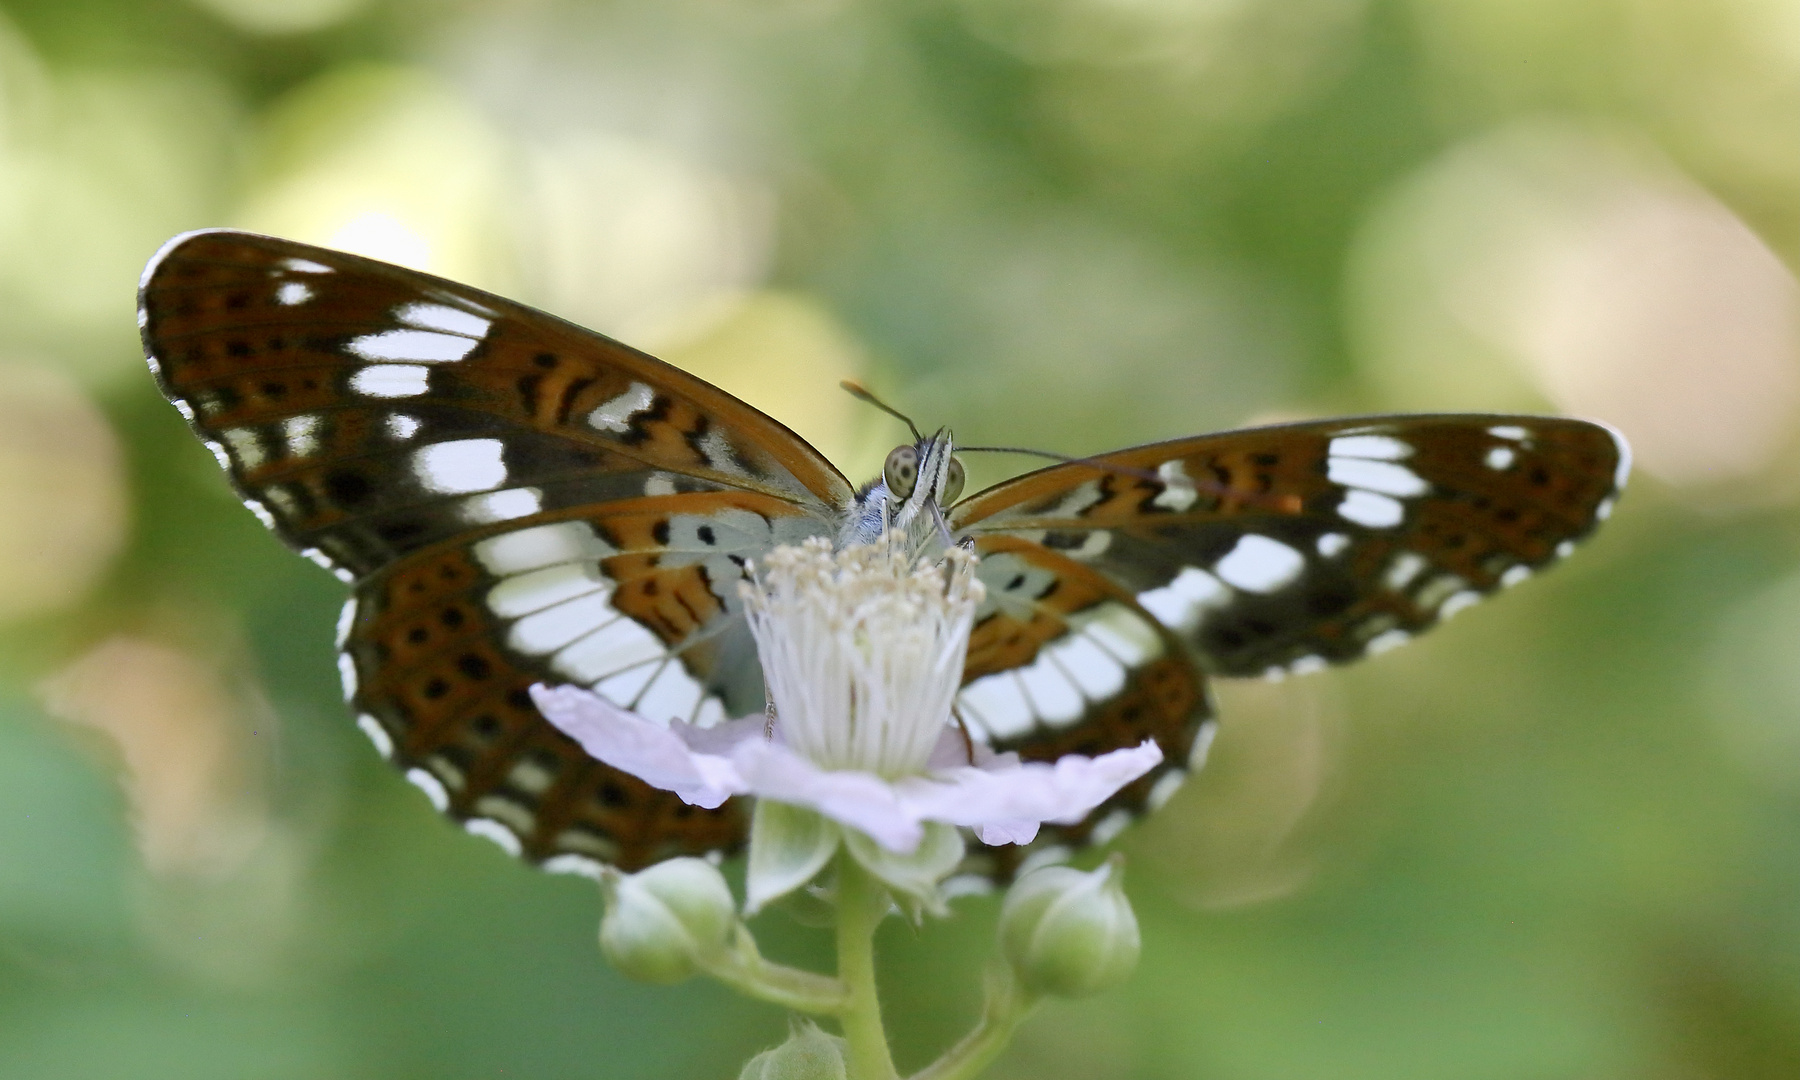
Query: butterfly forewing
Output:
[[951, 416, 1627, 680], [142, 229, 857, 870]]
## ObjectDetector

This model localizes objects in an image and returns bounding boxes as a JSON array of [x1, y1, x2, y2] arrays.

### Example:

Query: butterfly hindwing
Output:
[[953, 536, 1214, 875], [952, 415, 1628, 679]]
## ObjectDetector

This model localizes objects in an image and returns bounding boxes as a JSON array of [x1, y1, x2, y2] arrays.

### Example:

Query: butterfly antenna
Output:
[[840, 381, 923, 442]]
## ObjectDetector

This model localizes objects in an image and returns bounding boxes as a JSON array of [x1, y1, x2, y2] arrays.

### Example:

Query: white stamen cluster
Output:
[[741, 536, 984, 778]]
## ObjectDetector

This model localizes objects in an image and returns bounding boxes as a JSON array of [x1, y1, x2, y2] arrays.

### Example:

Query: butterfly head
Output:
[[842, 428, 966, 551]]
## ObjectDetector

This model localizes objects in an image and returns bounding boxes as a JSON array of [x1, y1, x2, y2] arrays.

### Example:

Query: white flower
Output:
[[533, 536, 1161, 898]]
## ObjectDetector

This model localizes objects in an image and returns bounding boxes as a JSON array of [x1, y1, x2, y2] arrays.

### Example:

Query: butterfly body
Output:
[[140, 229, 1628, 879]]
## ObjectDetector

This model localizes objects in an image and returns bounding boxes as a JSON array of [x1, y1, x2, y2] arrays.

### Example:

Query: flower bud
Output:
[[998, 855, 1140, 998], [737, 1020, 848, 1080], [599, 857, 737, 984]]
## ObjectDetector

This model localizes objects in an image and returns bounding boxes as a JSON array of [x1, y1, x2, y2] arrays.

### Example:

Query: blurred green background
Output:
[[1, 0, 1797, 1077]]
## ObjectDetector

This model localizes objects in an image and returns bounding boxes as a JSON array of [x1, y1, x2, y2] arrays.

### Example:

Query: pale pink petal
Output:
[[924, 725, 1017, 771], [672, 712, 774, 755], [973, 820, 1041, 846], [896, 740, 1164, 838], [531, 684, 746, 809], [532, 685, 1164, 855], [730, 740, 925, 853]]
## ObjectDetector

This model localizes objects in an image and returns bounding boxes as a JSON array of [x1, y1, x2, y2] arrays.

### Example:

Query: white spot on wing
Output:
[[1328, 457, 1429, 497], [413, 439, 508, 495], [1500, 564, 1532, 588], [509, 591, 622, 654], [1015, 655, 1085, 727], [1188, 720, 1218, 769], [1329, 434, 1411, 460], [220, 427, 266, 469], [1366, 628, 1411, 655], [474, 522, 615, 575], [336, 598, 358, 648], [1316, 532, 1350, 557], [475, 795, 536, 834], [1439, 591, 1481, 619], [1214, 535, 1305, 594], [696, 429, 750, 478], [1337, 489, 1404, 528], [1555, 540, 1575, 559], [636, 662, 706, 725], [1289, 654, 1328, 676], [406, 768, 450, 811], [337, 653, 358, 700], [1485, 445, 1517, 470], [1077, 602, 1165, 667], [488, 563, 608, 618], [460, 487, 543, 525], [1488, 425, 1528, 442], [386, 414, 421, 440], [588, 382, 656, 433], [346, 329, 480, 363], [1413, 573, 1466, 611], [275, 281, 312, 306], [172, 398, 196, 422], [957, 673, 1034, 739], [542, 853, 607, 880], [1045, 634, 1126, 701], [695, 697, 727, 729], [350, 364, 431, 398], [1382, 551, 1427, 591], [395, 301, 491, 338], [1050, 480, 1105, 517], [1596, 497, 1615, 520], [243, 499, 277, 528], [554, 617, 666, 684], [203, 440, 231, 470], [1089, 809, 1132, 846], [507, 759, 557, 797], [356, 713, 393, 758], [1136, 566, 1230, 633], [595, 661, 662, 709], [1146, 769, 1187, 810], [283, 414, 321, 458], [1152, 461, 1197, 512], [281, 257, 332, 274], [465, 818, 523, 856]]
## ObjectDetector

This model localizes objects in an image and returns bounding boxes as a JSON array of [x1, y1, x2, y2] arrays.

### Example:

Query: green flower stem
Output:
[[835, 854, 901, 1080], [907, 964, 1039, 1080], [702, 927, 850, 1016]]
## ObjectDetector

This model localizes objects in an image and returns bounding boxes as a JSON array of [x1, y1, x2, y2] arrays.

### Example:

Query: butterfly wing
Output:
[[948, 415, 1626, 864], [142, 229, 855, 870]]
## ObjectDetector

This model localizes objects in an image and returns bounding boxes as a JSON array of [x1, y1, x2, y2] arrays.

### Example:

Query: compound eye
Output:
[[883, 445, 919, 498], [943, 458, 966, 504]]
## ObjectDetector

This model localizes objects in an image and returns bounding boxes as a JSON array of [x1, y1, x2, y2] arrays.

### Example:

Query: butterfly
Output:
[[139, 229, 1628, 881]]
